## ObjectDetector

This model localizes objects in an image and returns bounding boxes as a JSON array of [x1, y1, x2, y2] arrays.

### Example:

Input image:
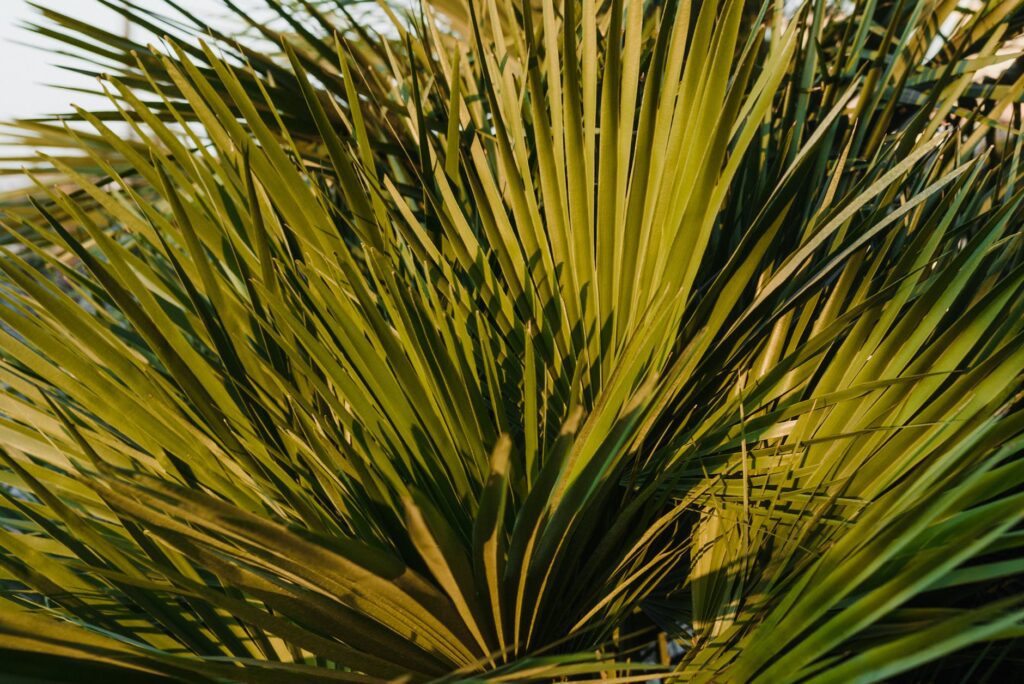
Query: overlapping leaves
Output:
[[0, 0, 1022, 681]]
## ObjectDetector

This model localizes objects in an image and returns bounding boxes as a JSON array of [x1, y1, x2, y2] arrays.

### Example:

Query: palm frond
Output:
[[0, 0, 1022, 681]]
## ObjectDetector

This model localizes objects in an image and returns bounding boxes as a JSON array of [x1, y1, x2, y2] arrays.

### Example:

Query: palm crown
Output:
[[0, 0, 1022, 681]]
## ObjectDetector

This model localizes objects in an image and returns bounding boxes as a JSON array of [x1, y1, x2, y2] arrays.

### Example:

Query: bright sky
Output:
[[0, 1, 222, 188], [0, 0, 213, 121], [3, 1, 123, 120]]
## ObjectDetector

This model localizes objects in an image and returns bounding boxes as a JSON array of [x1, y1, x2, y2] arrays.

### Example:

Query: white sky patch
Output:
[[0, 0, 235, 121], [3, 0, 138, 120], [0, 0, 236, 188]]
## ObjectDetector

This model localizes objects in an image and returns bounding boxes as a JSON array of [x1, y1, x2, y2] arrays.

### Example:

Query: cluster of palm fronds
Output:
[[0, 0, 1022, 681]]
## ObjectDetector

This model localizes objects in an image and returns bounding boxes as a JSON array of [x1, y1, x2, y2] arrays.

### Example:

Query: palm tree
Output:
[[0, 0, 1022, 680]]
